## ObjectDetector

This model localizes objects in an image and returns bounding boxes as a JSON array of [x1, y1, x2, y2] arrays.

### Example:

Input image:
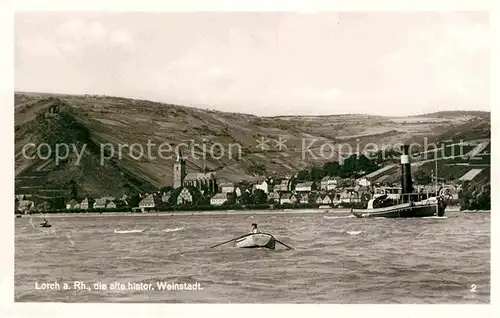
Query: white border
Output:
[[1, 1, 498, 318]]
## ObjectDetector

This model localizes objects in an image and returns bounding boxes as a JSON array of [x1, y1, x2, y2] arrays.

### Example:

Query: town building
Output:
[[18, 200, 35, 213], [94, 198, 108, 209], [316, 196, 324, 204], [320, 176, 339, 191], [80, 197, 95, 210], [339, 189, 361, 204], [66, 199, 80, 210], [295, 181, 317, 192], [275, 176, 297, 192], [172, 150, 217, 193], [106, 201, 117, 209], [235, 187, 242, 197], [138, 194, 161, 212], [219, 182, 235, 194], [321, 194, 333, 205], [172, 150, 186, 189], [299, 193, 309, 204], [210, 193, 227, 206], [253, 180, 269, 193], [279, 192, 293, 204], [290, 194, 300, 204], [177, 187, 193, 205], [357, 178, 371, 187], [268, 192, 280, 203], [161, 192, 171, 203], [184, 172, 217, 193]]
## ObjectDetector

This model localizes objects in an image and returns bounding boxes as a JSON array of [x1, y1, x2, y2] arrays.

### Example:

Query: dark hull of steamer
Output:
[[352, 144, 447, 219], [351, 200, 446, 218]]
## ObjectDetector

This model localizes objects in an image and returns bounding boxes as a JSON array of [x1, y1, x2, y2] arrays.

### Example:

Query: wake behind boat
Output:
[[352, 144, 449, 219]]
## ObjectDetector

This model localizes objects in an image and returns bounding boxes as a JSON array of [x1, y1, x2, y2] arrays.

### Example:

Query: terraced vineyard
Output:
[[14, 91, 490, 198]]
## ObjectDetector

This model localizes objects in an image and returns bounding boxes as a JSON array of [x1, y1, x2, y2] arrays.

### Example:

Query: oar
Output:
[[210, 234, 250, 248], [276, 239, 293, 250]]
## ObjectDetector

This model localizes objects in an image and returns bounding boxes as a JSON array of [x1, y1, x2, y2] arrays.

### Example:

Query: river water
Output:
[[14, 211, 490, 303]]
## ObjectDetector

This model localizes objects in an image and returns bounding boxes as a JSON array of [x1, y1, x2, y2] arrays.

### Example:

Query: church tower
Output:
[[173, 149, 186, 189]]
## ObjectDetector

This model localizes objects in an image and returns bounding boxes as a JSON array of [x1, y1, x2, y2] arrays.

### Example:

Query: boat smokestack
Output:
[[400, 144, 413, 201]]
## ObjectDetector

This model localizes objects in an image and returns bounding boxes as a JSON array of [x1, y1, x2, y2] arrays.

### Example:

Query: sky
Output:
[[15, 11, 490, 116]]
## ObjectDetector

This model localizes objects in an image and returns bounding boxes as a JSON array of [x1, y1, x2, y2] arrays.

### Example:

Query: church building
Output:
[[172, 150, 217, 194]]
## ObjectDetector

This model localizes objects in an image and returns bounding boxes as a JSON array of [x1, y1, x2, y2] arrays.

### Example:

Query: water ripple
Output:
[[14, 212, 490, 303]]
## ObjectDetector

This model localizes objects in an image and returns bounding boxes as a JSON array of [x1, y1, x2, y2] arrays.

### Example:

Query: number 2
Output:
[[470, 284, 476, 292]]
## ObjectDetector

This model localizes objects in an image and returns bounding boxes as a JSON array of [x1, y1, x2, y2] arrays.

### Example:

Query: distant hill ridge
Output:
[[14, 91, 490, 198]]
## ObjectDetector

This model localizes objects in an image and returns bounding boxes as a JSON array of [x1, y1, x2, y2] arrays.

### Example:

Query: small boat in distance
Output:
[[233, 233, 276, 249], [40, 218, 51, 227]]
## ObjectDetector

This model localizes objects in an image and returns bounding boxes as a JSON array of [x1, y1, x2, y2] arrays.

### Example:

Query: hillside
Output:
[[14, 92, 490, 198]]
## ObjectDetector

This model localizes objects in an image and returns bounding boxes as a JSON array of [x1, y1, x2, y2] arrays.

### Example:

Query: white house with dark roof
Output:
[[139, 194, 160, 211], [315, 196, 324, 204], [322, 195, 333, 205]]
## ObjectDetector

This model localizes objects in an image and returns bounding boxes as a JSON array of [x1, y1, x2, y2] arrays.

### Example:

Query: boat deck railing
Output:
[[392, 192, 438, 205]]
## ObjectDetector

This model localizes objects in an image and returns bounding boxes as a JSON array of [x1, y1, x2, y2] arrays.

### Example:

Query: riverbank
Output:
[[15, 206, 486, 218], [19, 208, 344, 218]]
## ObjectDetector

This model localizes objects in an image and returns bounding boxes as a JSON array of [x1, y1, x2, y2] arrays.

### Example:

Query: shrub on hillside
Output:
[[459, 181, 490, 210]]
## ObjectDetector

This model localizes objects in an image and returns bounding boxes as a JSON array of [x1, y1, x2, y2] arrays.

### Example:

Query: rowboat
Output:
[[233, 233, 276, 249], [40, 224, 51, 228]]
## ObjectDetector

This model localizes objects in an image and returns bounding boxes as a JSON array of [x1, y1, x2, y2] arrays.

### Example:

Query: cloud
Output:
[[53, 19, 133, 50], [323, 88, 342, 100], [55, 19, 106, 44], [15, 12, 489, 116], [110, 29, 134, 47], [430, 22, 489, 99], [20, 37, 61, 58]]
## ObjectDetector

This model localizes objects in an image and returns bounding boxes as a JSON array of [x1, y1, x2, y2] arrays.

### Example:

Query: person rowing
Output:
[[251, 223, 261, 234], [41, 218, 49, 226]]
